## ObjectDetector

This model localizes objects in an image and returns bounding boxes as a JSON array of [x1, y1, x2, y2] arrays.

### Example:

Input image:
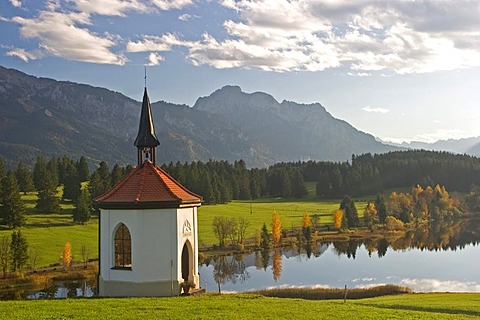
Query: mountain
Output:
[[0, 65, 400, 168], [193, 85, 399, 162], [387, 137, 480, 155]]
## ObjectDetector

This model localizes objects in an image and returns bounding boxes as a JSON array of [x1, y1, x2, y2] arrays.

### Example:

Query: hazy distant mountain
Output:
[[0, 65, 401, 168], [387, 137, 480, 155]]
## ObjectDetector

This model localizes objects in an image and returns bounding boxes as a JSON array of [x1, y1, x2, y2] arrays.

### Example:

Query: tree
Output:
[[0, 171, 26, 228], [302, 213, 312, 241], [212, 216, 229, 247], [364, 202, 378, 229], [15, 162, 34, 195], [10, 230, 28, 272], [340, 195, 359, 228], [291, 169, 308, 198], [375, 193, 388, 224], [36, 168, 60, 212], [46, 158, 59, 187], [311, 214, 321, 231], [81, 244, 90, 268], [62, 161, 81, 201], [0, 235, 10, 278], [333, 209, 344, 230], [110, 164, 124, 187], [33, 156, 48, 191], [62, 241, 72, 271], [261, 223, 269, 249], [237, 217, 250, 245], [271, 211, 282, 246], [385, 216, 404, 231], [76, 156, 90, 182], [73, 188, 93, 223]]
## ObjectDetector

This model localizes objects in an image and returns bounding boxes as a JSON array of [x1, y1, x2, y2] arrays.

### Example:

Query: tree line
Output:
[[3, 149, 480, 229], [307, 150, 480, 198]]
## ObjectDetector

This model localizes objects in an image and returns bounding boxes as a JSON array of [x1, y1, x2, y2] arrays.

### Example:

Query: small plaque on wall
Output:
[[183, 220, 192, 236]]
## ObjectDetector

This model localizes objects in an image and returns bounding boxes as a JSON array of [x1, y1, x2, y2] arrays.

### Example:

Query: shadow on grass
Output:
[[355, 303, 480, 318]]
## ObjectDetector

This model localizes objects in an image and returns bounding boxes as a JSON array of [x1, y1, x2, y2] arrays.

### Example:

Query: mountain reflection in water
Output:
[[199, 218, 480, 293]]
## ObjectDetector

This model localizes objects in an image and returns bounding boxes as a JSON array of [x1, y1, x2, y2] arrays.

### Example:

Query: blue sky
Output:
[[1, 0, 479, 144]]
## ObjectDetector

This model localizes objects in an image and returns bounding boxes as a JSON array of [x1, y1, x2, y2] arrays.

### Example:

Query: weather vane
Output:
[[144, 66, 147, 87]]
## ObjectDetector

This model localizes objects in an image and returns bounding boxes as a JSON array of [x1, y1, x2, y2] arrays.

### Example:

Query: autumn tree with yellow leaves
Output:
[[302, 213, 312, 241], [271, 211, 282, 247], [62, 242, 72, 271], [333, 209, 344, 231]]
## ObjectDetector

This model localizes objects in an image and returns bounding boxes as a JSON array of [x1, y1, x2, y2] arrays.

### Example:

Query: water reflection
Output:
[[207, 254, 250, 293], [326, 218, 480, 259], [200, 218, 480, 292], [0, 279, 96, 300]]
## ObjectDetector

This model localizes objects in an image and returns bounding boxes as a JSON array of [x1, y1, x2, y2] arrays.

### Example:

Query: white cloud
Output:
[[9, 0, 22, 8], [72, 0, 147, 16], [151, 0, 194, 11], [178, 0, 480, 73], [347, 72, 371, 77], [126, 33, 182, 53], [11, 10, 126, 65], [178, 13, 191, 21], [362, 106, 390, 113], [146, 52, 164, 66], [6, 48, 43, 62]]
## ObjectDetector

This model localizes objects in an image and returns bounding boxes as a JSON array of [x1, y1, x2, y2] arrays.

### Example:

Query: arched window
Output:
[[114, 223, 131, 268]]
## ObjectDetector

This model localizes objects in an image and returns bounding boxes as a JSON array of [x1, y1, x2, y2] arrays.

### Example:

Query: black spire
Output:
[[134, 87, 159, 165]]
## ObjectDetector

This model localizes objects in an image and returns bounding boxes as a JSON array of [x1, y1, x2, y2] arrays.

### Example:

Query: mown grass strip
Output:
[[0, 293, 478, 319]]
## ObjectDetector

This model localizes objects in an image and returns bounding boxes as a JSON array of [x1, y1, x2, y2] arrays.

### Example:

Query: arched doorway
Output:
[[181, 242, 190, 281]]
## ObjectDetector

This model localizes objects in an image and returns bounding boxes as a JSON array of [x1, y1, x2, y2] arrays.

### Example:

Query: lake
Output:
[[2, 218, 479, 299], [199, 218, 480, 293]]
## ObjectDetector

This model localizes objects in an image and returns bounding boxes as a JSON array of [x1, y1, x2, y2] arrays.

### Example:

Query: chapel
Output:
[[94, 87, 203, 297]]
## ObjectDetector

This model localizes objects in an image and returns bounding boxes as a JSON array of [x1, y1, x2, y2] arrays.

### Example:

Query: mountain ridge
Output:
[[0, 65, 450, 169]]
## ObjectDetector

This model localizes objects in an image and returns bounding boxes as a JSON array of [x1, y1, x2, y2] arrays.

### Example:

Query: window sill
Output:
[[111, 266, 132, 271]]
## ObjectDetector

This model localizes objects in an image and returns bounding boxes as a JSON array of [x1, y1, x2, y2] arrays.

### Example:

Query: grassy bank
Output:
[[0, 293, 479, 319]]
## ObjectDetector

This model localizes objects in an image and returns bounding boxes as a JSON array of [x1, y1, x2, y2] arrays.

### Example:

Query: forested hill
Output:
[[303, 150, 480, 198], [0, 66, 400, 169]]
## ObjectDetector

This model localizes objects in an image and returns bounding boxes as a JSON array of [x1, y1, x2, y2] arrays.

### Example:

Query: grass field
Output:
[[0, 293, 479, 319], [0, 183, 368, 268]]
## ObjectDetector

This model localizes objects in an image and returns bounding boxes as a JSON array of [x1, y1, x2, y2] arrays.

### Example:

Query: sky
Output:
[[1, 0, 480, 144]]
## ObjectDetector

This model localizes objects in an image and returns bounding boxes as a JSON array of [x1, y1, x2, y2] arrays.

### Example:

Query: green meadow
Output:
[[0, 183, 366, 268], [0, 293, 479, 319]]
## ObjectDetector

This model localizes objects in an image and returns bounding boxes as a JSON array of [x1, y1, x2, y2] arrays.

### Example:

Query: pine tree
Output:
[[73, 188, 93, 223], [340, 195, 359, 228], [261, 223, 269, 249], [33, 156, 48, 191], [292, 169, 308, 198], [110, 164, 124, 187], [0, 171, 26, 228], [47, 158, 59, 187], [15, 162, 34, 195], [375, 193, 388, 224], [10, 230, 28, 272], [62, 162, 81, 201], [76, 156, 90, 182], [36, 169, 60, 212], [0, 235, 10, 278]]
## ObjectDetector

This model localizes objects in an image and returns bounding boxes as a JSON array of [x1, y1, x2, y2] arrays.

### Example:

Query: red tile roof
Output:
[[94, 161, 203, 209]]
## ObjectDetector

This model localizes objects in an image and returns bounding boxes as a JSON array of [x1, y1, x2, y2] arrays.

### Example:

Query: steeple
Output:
[[134, 87, 160, 166]]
